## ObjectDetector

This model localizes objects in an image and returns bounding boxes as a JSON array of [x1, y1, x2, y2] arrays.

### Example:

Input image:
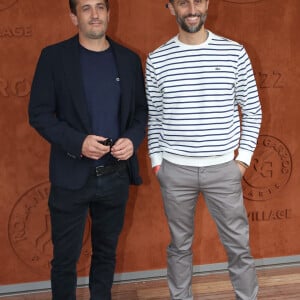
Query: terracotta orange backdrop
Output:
[[0, 0, 299, 285]]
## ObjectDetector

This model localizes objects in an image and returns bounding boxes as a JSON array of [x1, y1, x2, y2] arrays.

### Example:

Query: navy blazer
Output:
[[29, 35, 148, 190]]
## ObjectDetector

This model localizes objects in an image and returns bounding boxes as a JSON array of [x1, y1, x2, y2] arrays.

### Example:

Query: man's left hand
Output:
[[111, 138, 134, 160]]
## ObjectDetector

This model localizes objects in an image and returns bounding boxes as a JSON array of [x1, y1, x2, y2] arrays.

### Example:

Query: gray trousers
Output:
[[157, 159, 258, 300]]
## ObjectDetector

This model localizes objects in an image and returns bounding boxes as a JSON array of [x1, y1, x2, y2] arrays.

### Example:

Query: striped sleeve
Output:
[[235, 47, 262, 165], [145, 56, 163, 167]]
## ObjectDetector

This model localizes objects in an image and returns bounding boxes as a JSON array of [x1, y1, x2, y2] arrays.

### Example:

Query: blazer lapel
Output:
[[109, 39, 131, 132], [62, 36, 91, 133]]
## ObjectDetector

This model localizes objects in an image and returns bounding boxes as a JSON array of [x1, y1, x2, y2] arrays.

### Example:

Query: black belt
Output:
[[94, 161, 127, 177]]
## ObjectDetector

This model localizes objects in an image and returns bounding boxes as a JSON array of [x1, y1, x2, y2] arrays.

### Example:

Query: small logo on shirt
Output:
[[215, 67, 221, 71]]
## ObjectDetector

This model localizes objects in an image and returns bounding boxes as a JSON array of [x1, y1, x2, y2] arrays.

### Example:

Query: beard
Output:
[[176, 12, 207, 33], [86, 30, 106, 40]]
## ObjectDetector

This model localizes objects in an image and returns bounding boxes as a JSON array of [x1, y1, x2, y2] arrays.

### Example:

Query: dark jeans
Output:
[[48, 167, 130, 300]]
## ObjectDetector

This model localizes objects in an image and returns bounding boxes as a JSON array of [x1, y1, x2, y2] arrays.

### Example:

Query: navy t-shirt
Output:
[[80, 45, 121, 165]]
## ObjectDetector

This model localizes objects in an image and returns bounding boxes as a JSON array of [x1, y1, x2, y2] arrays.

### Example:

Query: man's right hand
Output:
[[81, 135, 111, 160]]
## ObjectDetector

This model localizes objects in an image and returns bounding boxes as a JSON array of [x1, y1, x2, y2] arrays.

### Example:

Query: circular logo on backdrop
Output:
[[223, 0, 264, 4], [0, 0, 18, 11], [8, 182, 91, 274], [242, 135, 292, 201]]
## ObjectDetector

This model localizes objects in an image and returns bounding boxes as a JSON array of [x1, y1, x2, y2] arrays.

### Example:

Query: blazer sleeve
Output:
[[28, 48, 86, 158]]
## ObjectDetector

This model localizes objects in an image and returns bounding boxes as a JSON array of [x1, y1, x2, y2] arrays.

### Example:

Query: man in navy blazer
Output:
[[28, 0, 147, 299]]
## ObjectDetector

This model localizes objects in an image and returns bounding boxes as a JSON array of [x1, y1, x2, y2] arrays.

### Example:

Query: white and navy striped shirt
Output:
[[146, 31, 262, 168]]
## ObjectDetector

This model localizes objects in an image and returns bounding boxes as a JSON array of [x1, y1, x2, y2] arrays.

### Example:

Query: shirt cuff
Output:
[[235, 149, 253, 167], [150, 153, 163, 168]]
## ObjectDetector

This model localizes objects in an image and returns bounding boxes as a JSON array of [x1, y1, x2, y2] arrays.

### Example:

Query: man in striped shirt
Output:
[[146, 0, 262, 299]]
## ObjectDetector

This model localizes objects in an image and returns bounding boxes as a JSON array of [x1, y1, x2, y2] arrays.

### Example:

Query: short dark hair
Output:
[[69, 0, 109, 15]]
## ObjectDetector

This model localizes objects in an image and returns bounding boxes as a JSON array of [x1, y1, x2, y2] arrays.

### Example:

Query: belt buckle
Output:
[[95, 165, 105, 176]]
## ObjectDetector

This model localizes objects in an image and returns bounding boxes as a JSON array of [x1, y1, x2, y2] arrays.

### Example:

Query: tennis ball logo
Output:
[[9, 182, 92, 274]]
